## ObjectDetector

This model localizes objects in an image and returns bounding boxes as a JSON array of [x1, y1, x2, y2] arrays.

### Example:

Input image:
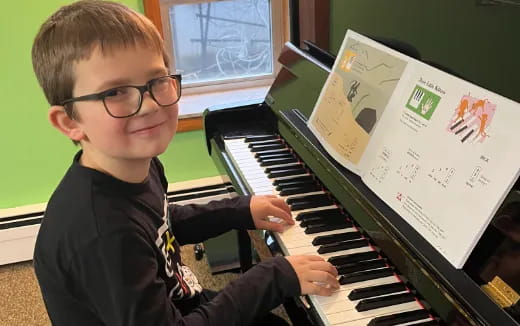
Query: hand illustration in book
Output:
[[410, 88, 424, 109], [421, 97, 434, 115]]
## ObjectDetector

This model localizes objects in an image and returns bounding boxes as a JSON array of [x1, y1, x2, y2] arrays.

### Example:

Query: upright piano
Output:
[[203, 1, 520, 325]]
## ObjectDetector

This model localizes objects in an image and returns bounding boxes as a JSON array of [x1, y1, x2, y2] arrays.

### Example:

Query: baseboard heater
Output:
[[0, 176, 235, 266]]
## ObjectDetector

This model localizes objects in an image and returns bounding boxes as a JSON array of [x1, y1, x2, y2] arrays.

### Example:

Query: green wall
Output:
[[328, 0, 520, 104], [0, 0, 218, 209]]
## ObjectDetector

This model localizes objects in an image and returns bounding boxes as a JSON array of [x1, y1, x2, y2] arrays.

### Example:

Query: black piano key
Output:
[[305, 221, 352, 234], [300, 212, 345, 224], [265, 164, 303, 173], [328, 251, 380, 266], [267, 166, 305, 174], [288, 194, 333, 210], [250, 144, 286, 152], [312, 231, 362, 245], [247, 139, 282, 147], [272, 175, 314, 186], [244, 135, 279, 142], [300, 218, 352, 228], [292, 201, 331, 211], [299, 214, 346, 227], [355, 292, 415, 312], [348, 282, 406, 300], [286, 193, 330, 205], [275, 179, 316, 190], [255, 150, 291, 159], [279, 185, 321, 196], [268, 168, 307, 179], [254, 149, 292, 157], [368, 309, 431, 326], [259, 158, 298, 166], [295, 208, 343, 221], [337, 258, 388, 275], [318, 239, 369, 254], [257, 153, 294, 162], [339, 267, 394, 285]]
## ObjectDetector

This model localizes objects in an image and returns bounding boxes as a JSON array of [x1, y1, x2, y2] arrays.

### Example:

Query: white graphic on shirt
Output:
[[156, 198, 175, 277], [155, 196, 202, 300], [179, 264, 203, 297]]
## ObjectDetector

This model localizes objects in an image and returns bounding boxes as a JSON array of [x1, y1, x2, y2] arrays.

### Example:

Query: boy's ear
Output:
[[48, 106, 85, 142]]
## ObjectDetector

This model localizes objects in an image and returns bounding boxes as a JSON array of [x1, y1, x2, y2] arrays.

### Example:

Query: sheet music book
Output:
[[308, 30, 520, 268]]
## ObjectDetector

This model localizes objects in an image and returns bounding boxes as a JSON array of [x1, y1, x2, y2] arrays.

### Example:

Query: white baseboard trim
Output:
[[0, 176, 231, 266]]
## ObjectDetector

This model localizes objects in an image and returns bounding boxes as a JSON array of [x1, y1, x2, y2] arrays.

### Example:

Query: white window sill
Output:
[[178, 86, 269, 119]]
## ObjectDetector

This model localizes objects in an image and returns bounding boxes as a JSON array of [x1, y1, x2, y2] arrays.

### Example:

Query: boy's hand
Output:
[[250, 195, 294, 232], [286, 255, 340, 296]]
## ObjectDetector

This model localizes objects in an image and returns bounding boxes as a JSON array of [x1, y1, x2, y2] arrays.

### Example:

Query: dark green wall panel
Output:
[[329, 0, 520, 102]]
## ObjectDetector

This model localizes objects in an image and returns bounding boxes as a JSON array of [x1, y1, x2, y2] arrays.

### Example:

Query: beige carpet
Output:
[[0, 244, 289, 326]]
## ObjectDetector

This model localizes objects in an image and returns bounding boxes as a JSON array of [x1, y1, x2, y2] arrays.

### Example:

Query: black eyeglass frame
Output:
[[61, 74, 182, 118]]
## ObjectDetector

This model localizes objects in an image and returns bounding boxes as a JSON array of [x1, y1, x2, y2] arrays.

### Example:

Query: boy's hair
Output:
[[32, 0, 170, 116]]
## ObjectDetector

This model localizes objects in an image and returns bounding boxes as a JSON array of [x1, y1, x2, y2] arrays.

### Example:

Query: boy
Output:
[[31, 1, 339, 325]]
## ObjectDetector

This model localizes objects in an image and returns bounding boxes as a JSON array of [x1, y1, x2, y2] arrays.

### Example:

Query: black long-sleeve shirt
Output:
[[34, 151, 300, 325]]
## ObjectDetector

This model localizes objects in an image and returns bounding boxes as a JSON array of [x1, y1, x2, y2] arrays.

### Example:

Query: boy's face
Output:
[[71, 44, 178, 161]]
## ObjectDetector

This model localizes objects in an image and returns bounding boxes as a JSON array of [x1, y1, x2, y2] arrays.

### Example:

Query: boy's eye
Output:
[[105, 87, 128, 98], [155, 77, 169, 85], [153, 78, 174, 92]]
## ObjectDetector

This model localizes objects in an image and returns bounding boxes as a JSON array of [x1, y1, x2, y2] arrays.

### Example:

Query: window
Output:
[[145, 0, 287, 129], [159, 0, 285, 93]]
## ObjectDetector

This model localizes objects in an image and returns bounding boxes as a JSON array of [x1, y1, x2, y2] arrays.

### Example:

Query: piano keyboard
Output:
[[224, 135, 439, 326]]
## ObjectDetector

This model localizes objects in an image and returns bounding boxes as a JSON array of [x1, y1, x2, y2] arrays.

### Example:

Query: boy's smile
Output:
[[62, 44, 178, 182]]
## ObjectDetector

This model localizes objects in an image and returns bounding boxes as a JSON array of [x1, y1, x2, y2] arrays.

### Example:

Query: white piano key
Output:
[[260, 163, 303, 171], [330, 307, 428, 326], [246, 139, 282, 144], [320, 290, 409, 315], [279, 222, 354, 241], [277, 227, 355, 248], [289, 205, 340, 216], [327, 301, 423, 325], [394, 317, 435, 326], [314, 276, 401, 306], [282, 228, 359, 249], [288, 245, 372, 259]]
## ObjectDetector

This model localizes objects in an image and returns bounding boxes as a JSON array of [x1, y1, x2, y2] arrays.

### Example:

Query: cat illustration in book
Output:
[[455, 98, 469, 121], [477, 113, 489, 138], [470, 98, 487, 114], [347, 79, 360, 102]]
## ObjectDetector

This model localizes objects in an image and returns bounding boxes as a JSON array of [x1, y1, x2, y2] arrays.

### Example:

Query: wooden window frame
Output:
[[143, 0, 288, 132], [144, 0, 199, 132]]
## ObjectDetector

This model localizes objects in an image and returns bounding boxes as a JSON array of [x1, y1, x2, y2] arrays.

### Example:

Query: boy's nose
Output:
[[137, 92, 160, 116]]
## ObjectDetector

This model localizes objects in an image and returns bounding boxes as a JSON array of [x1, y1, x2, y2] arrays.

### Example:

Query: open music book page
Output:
[[308, 30, 411, 175], [308, 30, 520, 268]]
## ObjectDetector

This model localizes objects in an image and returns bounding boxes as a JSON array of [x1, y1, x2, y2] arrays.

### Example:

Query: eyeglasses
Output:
[[61, 74, 182, 118]]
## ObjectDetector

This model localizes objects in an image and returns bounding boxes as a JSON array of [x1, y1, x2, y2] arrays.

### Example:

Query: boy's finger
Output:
[[271, 197, 291, 212], [309, 261, 339, 277], [306, 271, 340, 289], [259, 220, 284, 232], [304, 255, 326, 262], [307, 283, 334, 297], [268, 206, 293, 224], [275, 202, 292, 217]]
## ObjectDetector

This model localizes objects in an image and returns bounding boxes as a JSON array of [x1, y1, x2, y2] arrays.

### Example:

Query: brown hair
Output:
[[32, 0, 169, 115]]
